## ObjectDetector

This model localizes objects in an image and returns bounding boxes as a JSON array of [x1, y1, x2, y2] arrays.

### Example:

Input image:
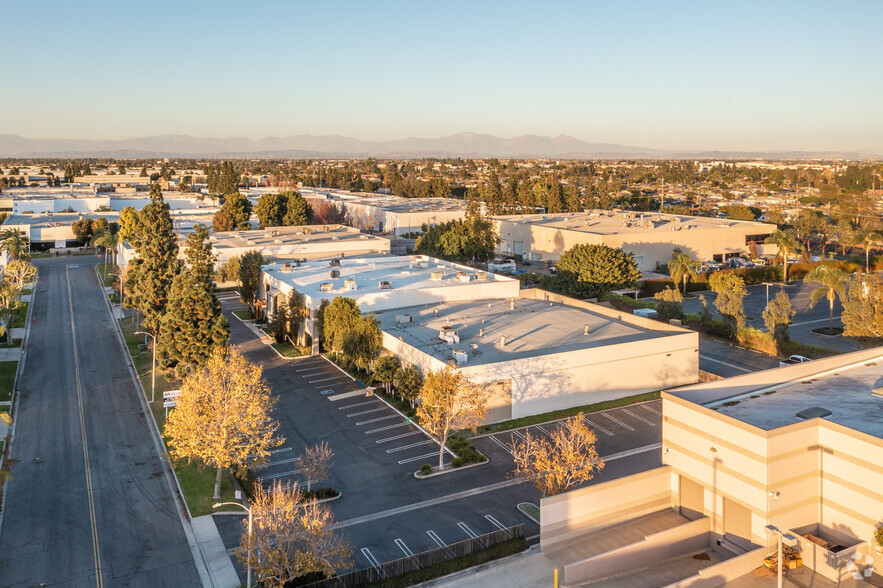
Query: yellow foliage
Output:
[[509, 413, 604, 497]]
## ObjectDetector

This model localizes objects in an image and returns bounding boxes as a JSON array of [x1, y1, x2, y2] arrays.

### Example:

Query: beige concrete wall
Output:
[[540, 466, 673, 550], [665, 547, 766, 588], [563, 517, 711, 585]]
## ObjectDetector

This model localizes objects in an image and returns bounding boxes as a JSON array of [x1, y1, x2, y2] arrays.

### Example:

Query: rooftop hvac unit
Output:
[[395, 314, 412, 323], [430, 271, 444, 280], [329, 259, 341, 267], [452, 350, 468, 364], [457, 272, 472, 282], [330, 269, 340, 278], [323, 226, 330, 232], [304, 228, 312, 235], [438, 326, 452, 339], [344, 279, 357, 291], [475, 271, 487, 280], [332, 236, 339, 241], [359, 234, 369, 240], [319, 282, 333, 292], [281, 263, 292, 272], [274, 239, 283, 244], [444, 334, 460, 345], [379, 281, 392, 290]]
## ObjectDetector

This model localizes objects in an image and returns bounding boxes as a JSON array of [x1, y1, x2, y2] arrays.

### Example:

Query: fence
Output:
[[302, 524, 525, 588]]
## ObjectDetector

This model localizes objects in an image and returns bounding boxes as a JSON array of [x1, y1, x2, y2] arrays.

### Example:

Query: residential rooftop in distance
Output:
[[375, 297, 673, 366]]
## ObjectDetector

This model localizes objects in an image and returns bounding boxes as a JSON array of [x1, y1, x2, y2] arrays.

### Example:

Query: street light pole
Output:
[[135, 331, 156, 403], [765, 523, 797, 588], [762, 282, 772, 307], [214, 502, 252, 588]]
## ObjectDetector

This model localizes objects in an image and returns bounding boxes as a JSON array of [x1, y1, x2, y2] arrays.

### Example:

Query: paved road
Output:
[[698, 336, 780, 378], [0, 257, 201, 587]]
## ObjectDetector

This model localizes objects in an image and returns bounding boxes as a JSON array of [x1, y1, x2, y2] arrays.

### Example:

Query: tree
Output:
[[0, 280, 23, 346], [855, 227, 883, 273], [555, 244, 642, 299], [126, 185, 181, 334], [298, 441, 333, 493], [118, 206, 140, 247], [765, 230, 801, 282], [165, 346, 283, 499], [71, 218, 95, 244], [282, 191, 313, 226], [237, 250, 267, 309], [723, 205, 757, 221], [842, 274, 883, 340], [340, 315, 382, 372], [372, 355, 400, 395], [213, 192, 252, 232], [3, 259, 36, 292], [91, 229, 120, 281], [395, 365, 423, 409], [654, 286, 684, 322], [709, 272, 747, 335], [312, 201, 347, 225], [321, 297, 362, 353], [240, 480, 352, 587], [668, 249, 700, 297], [254, 193, 287, 228], [762, 288, 795, 341], [509, 414, 605, 497], [416, 365, 487, 470], [803, 264, 848, 331], [0, 229, 29, 262], [413, 199, 497, 263]]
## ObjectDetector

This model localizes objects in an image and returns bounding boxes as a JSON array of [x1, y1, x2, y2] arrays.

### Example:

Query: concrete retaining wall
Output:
[[662, 546, 766, 588]]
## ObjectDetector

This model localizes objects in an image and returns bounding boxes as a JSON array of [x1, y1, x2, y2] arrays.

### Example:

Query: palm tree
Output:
[[0, 228, 30, 262], [803, 264, 849, 331], [668, 249, 700, 298], [856, 227, 883, 273], [91, 229, 120, 281], [765, 229, 801, 282]]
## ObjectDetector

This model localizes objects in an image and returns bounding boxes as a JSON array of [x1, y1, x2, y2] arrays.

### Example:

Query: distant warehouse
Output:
[[494, 210, 776, 271]]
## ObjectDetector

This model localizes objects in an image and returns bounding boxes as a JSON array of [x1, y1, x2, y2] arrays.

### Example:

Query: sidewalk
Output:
[[191, 515, 242, 588]]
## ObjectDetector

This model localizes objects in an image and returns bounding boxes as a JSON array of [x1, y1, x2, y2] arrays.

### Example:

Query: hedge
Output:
[[447, 435, 486, 468]]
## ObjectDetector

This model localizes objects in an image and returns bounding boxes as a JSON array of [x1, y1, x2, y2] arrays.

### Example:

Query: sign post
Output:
[[163, 390, 182, 418]]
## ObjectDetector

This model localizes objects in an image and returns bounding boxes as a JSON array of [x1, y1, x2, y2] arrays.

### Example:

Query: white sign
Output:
[[163, 390, 182, 400], [235, 490, 242, 500], [163, 400, 179, 408]]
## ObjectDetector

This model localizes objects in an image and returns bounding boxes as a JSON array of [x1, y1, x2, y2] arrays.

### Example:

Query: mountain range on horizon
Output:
[[0, 132, 877, 160]]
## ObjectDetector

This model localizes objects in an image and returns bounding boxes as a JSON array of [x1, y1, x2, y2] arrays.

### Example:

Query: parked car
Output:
[[779, 354, 812, 367], [548, 265, 557, 274]]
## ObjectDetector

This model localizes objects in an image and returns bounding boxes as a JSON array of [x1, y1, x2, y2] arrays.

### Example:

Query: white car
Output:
[[779, 354, 812, 367]]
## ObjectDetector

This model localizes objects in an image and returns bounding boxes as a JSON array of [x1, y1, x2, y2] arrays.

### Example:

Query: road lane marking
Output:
[[602, 413, 634, 431], [356, 415, 400, 426], [622, 408, 655, 426], [699, 355, 752, 373], [333, 443, 661, 530], [69, 267, 104, 588], [394, 539, 414, 557], [361, 548, 383, 576], [427, 530, 446, 547], [458, 522, 478, 539], [583, 417, 613, 436], [386, 440, 435, 453], [397, 452, 439, 465], [375, 431, 422, 443], [485, 514, 506, 531]]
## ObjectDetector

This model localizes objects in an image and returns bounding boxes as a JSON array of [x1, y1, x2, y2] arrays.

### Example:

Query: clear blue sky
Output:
[[5, 0, 882, 151]]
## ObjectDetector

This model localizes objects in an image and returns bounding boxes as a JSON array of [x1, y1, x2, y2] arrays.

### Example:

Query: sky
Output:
[[4, 0, 882, 152]]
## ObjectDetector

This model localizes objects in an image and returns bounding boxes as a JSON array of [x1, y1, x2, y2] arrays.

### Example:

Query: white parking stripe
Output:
[[394, 538, 414, 557], [488, 435, 515, 456], [641, 403, 662, 416], [361, 548, 383, 575], [427, 530, 446, 548], [397, 452, 439, 465], [356, 414, 400, 426], [602, 413, 635, 431], [338, 400, 378, 410], [296, 367, 326, 373], [376, 431, 422, 444], [366, 423, 408, 434], [309, 376, 348, 383], [258, 469, 307, 481], [536, 425, 552, 437], [347, 407, 388, 417], [261, 457, 300, 467], [458, 522, 478, 539], [622, 408, 655, 426], [513, 429, 529, 442], [386, 440, 435, 453], [583, 417, 614, 436], [484, 514, 506, 531]]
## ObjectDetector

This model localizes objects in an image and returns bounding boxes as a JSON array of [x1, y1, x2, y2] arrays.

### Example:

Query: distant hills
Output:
[[0, 132, 877, 160]]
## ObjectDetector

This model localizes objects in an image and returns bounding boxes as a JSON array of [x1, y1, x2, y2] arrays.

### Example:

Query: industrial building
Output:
[[1, 212, 120, 252], [377, 290, 698, 423], [494, 210, 776, 270], [540, 348, 883, 586]]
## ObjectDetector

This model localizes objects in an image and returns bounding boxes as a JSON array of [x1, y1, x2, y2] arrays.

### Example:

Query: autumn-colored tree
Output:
[[509, 414, 604, 497], [0, 280, 23, 346], [3, 259, 36, 291], [842, 273, 883, 340], [239, 480, 352, 588], [298, 441, 333, 493], [165, 346, 283, 498], [416, 365, 487, 470]]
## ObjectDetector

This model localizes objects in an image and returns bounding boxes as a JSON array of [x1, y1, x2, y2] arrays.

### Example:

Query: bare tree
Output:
[[299, 441, 333, 493]]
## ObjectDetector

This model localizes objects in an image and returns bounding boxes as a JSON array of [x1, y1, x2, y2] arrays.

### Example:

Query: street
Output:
[[0, 257, 201, 587]]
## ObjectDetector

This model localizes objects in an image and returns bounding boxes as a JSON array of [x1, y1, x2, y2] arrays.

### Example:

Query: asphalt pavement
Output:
[[0, 257, 202, 587]]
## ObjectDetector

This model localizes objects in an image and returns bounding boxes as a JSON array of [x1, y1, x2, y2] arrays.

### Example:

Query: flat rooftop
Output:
[[374, 297, 672, 366], [301, 188, 467, 214], [2, 212, 119, 227], [210, 224, 386, 251], [707, 355, 883, 438], [263, 255, 515, 301], [494, 210, 771, 235]]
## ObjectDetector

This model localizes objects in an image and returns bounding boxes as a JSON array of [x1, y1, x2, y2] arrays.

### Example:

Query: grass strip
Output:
[[0, 361, 17, 402], [233, 309, 254, 321]]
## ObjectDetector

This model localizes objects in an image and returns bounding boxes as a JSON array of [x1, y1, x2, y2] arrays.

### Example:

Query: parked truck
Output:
[[779, 354, 812, 367]]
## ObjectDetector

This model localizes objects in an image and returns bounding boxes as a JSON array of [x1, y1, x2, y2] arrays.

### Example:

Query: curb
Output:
[[96, 265, 215, 588], [414, 455, 488, 479]]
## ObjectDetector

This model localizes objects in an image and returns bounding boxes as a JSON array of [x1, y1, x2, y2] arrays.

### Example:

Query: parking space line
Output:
[[427, 530, 446, 548], [347, 407, 388, 417], [488, 435, 516, 456], [386, 440, 435, 453], [583, 417, 613, 436], [513, 429, 529, 442], [356, 414, 400, 426], [265, 457, 300, 467], [309, 376, 348, 383], [269, 447, 293, 455], [361, 548, 383, 576], [366, 423, 409, 434], [296, 367, 326, 373], [640, 403, 662, 416], [458, 522, 478, 539], [601, 413, 635, 431], [376, 431, 422, 444], [339, 400, 378, 410], [328, 390, 368, 401], [536, 425, 552, 437], [622, 408, 655, 426], [484, 514, 506, 531], [258, 469, 306, 481], [397, 452, 439, 465], [394, 538, 414, 557]]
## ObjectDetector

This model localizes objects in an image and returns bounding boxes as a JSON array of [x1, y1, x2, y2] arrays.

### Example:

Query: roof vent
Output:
[[795, 407, 832, 420], [330, 269, 340, 279], [282, 263, 292, 272], [319, 282, 333, 292], [329, 259, 341, 267], [430, 271, 444, 280], [379, 281, 392, 290]]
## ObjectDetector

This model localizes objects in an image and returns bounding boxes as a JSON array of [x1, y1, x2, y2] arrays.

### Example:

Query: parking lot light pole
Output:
[[214, 502, 252, 588], [765, 523, 797, 588], [762, 282, 773, 307], [135, 331, 156, 403]]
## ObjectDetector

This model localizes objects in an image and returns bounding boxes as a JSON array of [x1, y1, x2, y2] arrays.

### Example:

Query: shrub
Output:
[[420, 463, 432, 475], [302, 487, 339, 500], [446, 435, 486, 468]]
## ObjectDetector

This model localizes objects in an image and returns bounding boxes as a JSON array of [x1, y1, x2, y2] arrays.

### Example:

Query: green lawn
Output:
[[0, 361, 17, 402], [96, 263, 119, 287], [233, 309, 254, 321], [518, 502, 540, 522], [21, 289, 32, 296], [119, 320, 240, 516], [272, 342, 303, 358], [12, 302, 28, 328], [472, 391, 662, 436]]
